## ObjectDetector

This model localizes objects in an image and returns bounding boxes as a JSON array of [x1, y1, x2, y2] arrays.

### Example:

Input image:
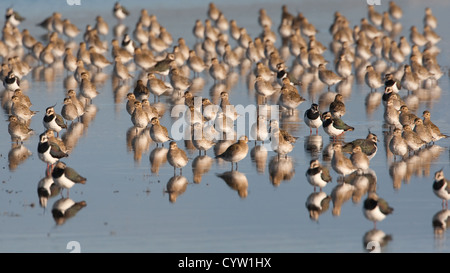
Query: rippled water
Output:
[[0, 0, 450, 253]]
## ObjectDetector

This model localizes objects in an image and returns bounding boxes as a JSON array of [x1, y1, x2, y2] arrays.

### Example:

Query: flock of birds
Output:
[[1, 1, 450, 241]]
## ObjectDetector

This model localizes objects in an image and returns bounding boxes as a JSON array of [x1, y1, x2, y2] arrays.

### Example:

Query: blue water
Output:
[[0, 0, 449, 253]]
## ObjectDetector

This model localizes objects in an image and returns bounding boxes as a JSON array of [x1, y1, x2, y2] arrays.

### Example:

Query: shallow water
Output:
[[0, 0, 450, 253]]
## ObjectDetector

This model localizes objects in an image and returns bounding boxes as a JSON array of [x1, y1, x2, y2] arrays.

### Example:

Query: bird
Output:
[[192, 122, 216, 155], [399, 105, 418, 129], [169, 67, 192, 97], [3, 71, 20, 91], [5, 8, 25, 27], [37, 133, 68, 176], [402, 124, 427, 153], [147, 72, 171, 103], [433, 169, 450, 209], [10, 95, 37, 125], [187, 50, 207, 78], [67, 89, 85, 118], [167, 141, 189, 175], [133, 79, 150, 101], [384, 73, 401, 94], [305, 191, 332, 221], [51, 161, 86, 197], [365, 65, 383, 92], [322, 111, 354, 140], [342, 132, 378, 160], [131, 100, 150, 129], [329, 93, 346, 118], [331, 142, 357, 178], [61, 98, 79, 123], [389, 128, 408, 161], [113, 56, 133, 83], [43, 105, 67, 137], [350, 146, 370, 170], [113, 2, 130, 22], [270, 123, 295, 159], [79, 72, 99, 105], [89, 46, 112, 72], [276, 62, 301, 86], [254, 75, 277, 104], [388, 1, 403, 20], [149, 53, 175, 80], [422, 110, 449, 142], [413, 117, 433, 144], [363, 192, 394, 229], [304, 103, 322, 135], [7, 115, 34, 143], [306, 159, 332, 192], [149, 117, 173, 147], [318, 63, 342, 91], [215, 136, 249, 171], [278, 85, 305, 115], [335, 54, 352, 79], [209, 57, 227, 83]]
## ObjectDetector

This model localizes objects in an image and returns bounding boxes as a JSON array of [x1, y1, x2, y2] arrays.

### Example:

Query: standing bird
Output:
[[7, 115, 34, 143], [43, 106, 67, 137], [304, 103, 322, 135], [306, 159, 332, 192], [149, 117, 173, 147], [322, 111, 354, 140], [52, 161, 86, 197], [350, 146, 370, 170], [422, 110, 449, 142], [216, 136, 249, 171], [61, 98, 79, 124], [342, 132, 378, 160], [3, 71, 20, 91], [331, 143, 357, 178], [254, 75, 277, 105], [147, 72, 171, 103], [389, 128, 408, 161], [133, 79, 150, 101], [363, 192, 394, 229], [167, 141, 189, 175], [318, 64, 342, 91], [278, 85, 305, 115], [365, 65, 383, 92], [329, 93, 346, 118], [37, 133, 68, 176], [433, 169, 450, 209], [402, 124, 426, 153]]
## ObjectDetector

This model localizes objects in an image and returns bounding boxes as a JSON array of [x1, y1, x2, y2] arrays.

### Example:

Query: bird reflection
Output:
[[51, 197, 87, 226], [331, 182, 355, 216], [250, 144, 268, 174], [61, 121, 85, 154], [165, 175, 189, 203], [304, 135, 323, 159], [343, 168, 377, 204], [80, 103, 98, 128], [37, 175, 60, 209], [268, 155, 295, 187], [132, 127, 151, 163], [365, 91, 382, 117], [216, 170, 248, 199], [363, 229, 392, 253], [389, 159, 407, 190], [8, 143, 32, 171], [305, 191, 331, 221], [149, 146, 168, 175], [192, 154, 213, 184], [432, 209, 450, 238]]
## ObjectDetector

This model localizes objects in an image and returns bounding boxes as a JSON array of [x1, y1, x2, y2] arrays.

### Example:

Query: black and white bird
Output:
[[304, 103, 322, 135], [43, 105, 67, 137], [37, 133, 69, 176], [433, 169, 450, 209], [306, 159, 332, 192], [52, 161, 86, 197], [3, 71, 20, 91]]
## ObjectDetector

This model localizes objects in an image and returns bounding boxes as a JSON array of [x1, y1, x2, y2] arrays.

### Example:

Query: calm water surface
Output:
[[0, 0, 450, 253]]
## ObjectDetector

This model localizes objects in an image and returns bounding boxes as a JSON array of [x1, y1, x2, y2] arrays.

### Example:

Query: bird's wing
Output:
[[64, 166, 86, 184], [55, 114, 67, 128], [321, 166, 332, 182], [49, 142, 68, 158], [333, 117, 354, 131]]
